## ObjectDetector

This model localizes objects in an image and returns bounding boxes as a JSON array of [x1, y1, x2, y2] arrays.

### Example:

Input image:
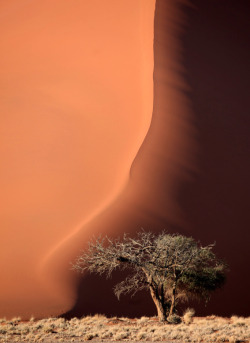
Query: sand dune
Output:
[[50, 0, 250, 319], [1, 0, 250, 320], [38, 0, 198, 319], [0, 0, 155, 318], [45, 0, 198, 320]]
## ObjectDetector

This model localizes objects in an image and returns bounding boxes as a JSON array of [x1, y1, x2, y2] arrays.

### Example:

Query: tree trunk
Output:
[[149, 286, 167, 322], [169, 282, 176, 316]]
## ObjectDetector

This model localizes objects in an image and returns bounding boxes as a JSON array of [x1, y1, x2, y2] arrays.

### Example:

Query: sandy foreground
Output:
[[0, 315, 249, 343]]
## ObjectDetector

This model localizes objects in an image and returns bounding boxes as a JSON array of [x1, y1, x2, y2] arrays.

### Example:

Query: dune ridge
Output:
[[56, 0, 250, 319], [41, 0, 199, 320]]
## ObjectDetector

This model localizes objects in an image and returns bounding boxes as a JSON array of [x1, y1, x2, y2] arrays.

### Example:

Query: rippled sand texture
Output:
[[0, 0, 155, 318]]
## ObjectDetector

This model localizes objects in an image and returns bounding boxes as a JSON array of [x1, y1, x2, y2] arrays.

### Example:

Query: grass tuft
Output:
[[183, 308, 195, 325]]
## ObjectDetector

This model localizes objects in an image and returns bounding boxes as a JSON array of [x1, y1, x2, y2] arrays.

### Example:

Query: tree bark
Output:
[[143, 269, 168, 321], [149, 285, 167, 322], [169, 282, 177, 316]]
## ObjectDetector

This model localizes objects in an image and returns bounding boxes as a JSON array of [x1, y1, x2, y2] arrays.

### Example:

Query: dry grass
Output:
[[0, 315, 249, 342], [183, 308, 195, 325]]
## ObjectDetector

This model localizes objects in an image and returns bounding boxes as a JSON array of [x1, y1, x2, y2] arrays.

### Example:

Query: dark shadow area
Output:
[[64, 0, 250, 318], [63, 272, 155, 319], [178, 0, 250, 315]]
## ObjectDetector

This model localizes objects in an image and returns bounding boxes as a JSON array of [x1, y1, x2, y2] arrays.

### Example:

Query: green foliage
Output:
[[180, 266, 226, 300]]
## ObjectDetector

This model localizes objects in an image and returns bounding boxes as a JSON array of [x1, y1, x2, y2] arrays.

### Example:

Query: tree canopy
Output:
[[73, 231, 227, 322]]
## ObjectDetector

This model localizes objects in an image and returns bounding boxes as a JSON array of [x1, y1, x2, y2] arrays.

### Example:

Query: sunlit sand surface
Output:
[[0, 0, 155, 318]]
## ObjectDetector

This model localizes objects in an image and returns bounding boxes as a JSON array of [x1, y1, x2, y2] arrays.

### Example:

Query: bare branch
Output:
[[72, 230, 227, 322]]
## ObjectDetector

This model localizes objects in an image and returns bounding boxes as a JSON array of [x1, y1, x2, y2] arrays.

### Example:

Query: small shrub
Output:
[[42, 324, 55, 333], [183, 308, 195, 325], [167, 314, 181, 324], [138, 316, 150, 323], [93, 313, 106, 320], [84, 333, 95, 340], [231, 316, 247, 327], [137, 330, 147, 340], [9, 317, 21, 325], [114, 331, 129, 339]]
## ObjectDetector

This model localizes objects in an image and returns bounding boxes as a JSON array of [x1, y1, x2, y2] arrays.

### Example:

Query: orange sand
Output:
[[38, 0, 198, 319], [0, 0, 155, 318], [44, 0, 250, 319], [2, 0, 249, 319]]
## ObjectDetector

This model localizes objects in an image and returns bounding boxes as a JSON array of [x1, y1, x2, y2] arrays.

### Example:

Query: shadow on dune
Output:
[[63, 0, 191, 319], [62, 272, 154, 319], [177, 0, 250, 316], [64, 0, 250, 318]]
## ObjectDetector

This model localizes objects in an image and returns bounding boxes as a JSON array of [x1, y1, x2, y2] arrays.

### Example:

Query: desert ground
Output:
[[0, 315, 249, 343]]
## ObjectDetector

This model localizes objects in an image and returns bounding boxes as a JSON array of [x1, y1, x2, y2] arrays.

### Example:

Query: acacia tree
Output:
[[73, 231, 227, 322], [151, 235, 227, 317]]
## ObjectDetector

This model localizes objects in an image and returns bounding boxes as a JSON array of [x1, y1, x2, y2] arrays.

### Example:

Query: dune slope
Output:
[[0, 0, 155, 318], [1, 0, 249, 320]]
